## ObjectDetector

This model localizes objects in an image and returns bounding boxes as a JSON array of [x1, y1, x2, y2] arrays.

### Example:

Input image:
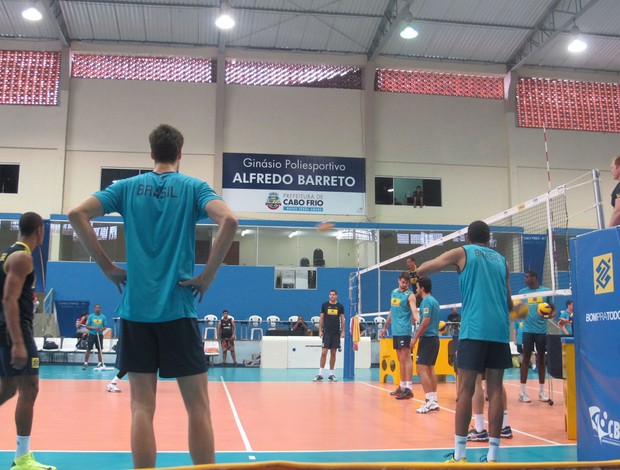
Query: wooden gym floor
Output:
[[0, 365, 576, 469]]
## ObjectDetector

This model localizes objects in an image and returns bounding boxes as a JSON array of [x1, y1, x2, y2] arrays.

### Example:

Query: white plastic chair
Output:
[[288, 315, 299, 323], [203, 314, 218, 339], [374, 316, 386, 338], [310, 315, 320, 328], [266, 315, 280, 330], [248, 315, 263, 340]]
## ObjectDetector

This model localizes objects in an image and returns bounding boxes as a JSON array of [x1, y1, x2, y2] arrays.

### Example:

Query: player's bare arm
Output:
[[69, 196, 127, 292], [610, 198, 620, 227], [179, 199, 238, 301], [417, 247, 466, 276], [2, 251, 31, 369]]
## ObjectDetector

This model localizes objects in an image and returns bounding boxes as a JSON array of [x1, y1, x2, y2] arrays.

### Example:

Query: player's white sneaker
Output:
[[106, 383, 121, 393], [518, 392, 531, 403], [416, 400, 439, 413], [539, 391, 549, 402]]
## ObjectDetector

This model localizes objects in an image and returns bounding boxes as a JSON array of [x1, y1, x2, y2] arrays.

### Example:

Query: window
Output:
[[375, 69, 504, 99], [374, 177, 441, 207], [0, 50, 61, 105], [71, 54, 215, 83], [516, 77, 620, 133], [0, 164, 19, 193], [100, 168, 151, 190]]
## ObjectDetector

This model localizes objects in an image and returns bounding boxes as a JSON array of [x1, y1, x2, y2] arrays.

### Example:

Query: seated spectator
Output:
[[446, 307, 461, 336], [75, 312, 89, 340], [291, 315, 310, 335]]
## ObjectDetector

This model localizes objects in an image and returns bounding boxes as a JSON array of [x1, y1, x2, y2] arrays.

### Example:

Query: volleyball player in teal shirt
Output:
[[518, 270, 555, 403], [380, 272, 418, 400], [69, 124, 238, 468], [411, 277, 441, 413], [418, 221, 513, 463]]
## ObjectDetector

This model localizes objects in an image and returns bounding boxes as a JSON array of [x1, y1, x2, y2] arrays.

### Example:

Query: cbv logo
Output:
[[589, 406, 620, 445]]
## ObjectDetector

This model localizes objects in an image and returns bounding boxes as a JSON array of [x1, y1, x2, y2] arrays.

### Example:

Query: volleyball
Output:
[[510, 299, 529, 319], [438, 320, 447, 334], [316, 221, 334, 231], [537, 302, 552, 318]]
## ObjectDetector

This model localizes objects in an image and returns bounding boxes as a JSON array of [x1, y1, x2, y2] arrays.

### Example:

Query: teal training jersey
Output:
[[86, 313, 107, 335], [459, 244, 509, 343], [94, 171, 222, 323], [518, 286, 551, 334], [559, 310, 573, 335], [390, 288, 413, 336], [419, 294, 440, 337]]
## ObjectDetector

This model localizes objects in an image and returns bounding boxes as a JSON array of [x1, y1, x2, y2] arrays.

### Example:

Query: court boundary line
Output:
[[220, 376, 253, 452], [359, 381, 563, 446]]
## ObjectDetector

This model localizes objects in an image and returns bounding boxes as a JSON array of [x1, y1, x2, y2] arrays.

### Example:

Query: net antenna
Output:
[[543, 123, 557, 294]]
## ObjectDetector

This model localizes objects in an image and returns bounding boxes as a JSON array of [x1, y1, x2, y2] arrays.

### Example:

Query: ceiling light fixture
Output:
[[400, 13, 419, 39], [567, 21, 587, 53], [22, 6, 43, 21], [400, 24, 418, 39], [215, 1, 235, 30], [288, 230, 300, 239]]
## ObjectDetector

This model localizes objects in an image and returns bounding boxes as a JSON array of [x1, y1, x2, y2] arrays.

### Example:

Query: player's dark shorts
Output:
[[86, 333, 104, 351], [0, 337, 40, 377], [456, 339, 512, 371], [322, 333, 341, 350], [221, 333, 235, 351], [119, 317, 207, 378], [417, 336, 440, 365], [393, 335, 411, 350], [522, 332, 546, 354]]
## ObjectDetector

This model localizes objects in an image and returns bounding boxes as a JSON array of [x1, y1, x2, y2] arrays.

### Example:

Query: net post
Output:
[[592, 169, 605, 229], [344, 272, 357, 380]]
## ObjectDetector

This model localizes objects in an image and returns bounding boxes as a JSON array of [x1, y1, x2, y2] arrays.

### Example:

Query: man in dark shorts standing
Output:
[[82, 304, 106, 370], [313, 290, 344, 382], [518, 270, 555, 403], [0, 212, 56, 470], [69, 124, 238, 468], [218, 310, 237, 366], [411, 276, 440, 413], [418, 220, 513, 463], [380, 272, 417, 400]]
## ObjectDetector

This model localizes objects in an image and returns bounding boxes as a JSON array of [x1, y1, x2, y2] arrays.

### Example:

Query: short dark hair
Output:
[[407, 256, 416, 263], [398, 271, 411, 281], [149, 124, 184, 163], [467, 220, 490, 244], [566, 299, 573, 308], [526, 270, 538, 279], [222, 309, 228, 314], [417, 276, 432, 294], [19, 212, 43, 237]]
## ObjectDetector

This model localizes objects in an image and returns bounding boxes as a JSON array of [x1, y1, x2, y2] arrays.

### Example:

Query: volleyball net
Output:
[[349, 170, 605, 326]]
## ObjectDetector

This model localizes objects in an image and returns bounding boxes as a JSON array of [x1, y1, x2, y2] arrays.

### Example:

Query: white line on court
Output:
[[359, 381, 562, 445], [220, 376, 253, 452]]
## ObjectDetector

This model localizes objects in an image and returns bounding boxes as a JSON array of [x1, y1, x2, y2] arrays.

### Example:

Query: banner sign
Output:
[[523, 234, 547, 284], [222, 153, 365, 215], [570, 228, 620, 461], [54, 300, 90, 338]]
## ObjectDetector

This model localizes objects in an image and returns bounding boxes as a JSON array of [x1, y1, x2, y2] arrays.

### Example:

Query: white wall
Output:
[[1, 43, 619, 230]]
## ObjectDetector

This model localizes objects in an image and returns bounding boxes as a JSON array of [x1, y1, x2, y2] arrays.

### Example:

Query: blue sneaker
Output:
[[467, 427, 489, 442]]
